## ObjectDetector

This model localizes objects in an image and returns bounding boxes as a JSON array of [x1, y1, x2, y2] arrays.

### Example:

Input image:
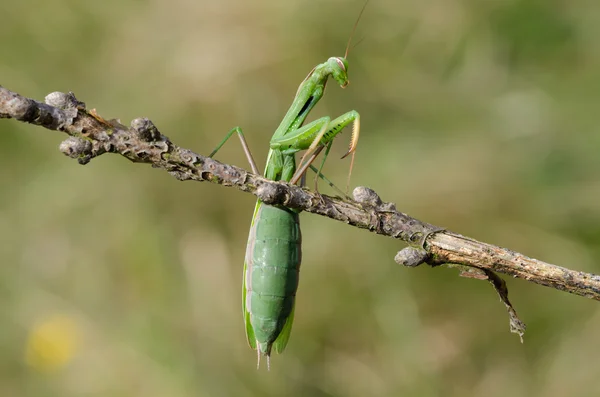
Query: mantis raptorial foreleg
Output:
[[272, 110, 360, 186]]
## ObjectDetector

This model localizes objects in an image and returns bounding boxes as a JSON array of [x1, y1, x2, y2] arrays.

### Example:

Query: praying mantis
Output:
[[209, 3, 367, 369]]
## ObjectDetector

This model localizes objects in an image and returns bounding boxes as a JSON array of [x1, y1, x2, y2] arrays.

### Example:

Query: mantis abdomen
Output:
[[244, 203, 301, 358]]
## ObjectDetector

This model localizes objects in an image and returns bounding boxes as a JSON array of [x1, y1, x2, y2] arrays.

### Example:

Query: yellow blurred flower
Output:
[[25, 314, 81, 372]]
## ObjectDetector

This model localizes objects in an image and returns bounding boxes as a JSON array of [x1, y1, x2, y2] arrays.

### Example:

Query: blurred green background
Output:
[[2, 0, 600, 396]]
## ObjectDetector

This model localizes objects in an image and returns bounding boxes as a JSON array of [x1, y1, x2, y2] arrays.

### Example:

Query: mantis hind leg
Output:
[[301, 142, 351, 198], [309, 164, 351, 199], [290, 143, 347, 197], [209, 127, 260, 175]]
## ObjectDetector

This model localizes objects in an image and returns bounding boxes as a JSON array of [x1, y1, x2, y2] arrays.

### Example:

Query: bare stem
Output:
[[1, 86, 598, 326]]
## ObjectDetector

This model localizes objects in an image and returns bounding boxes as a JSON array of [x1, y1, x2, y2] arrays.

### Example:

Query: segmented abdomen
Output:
[[245, 203, 301, 354]]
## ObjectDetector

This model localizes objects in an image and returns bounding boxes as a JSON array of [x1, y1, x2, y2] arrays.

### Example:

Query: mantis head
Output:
[[329, 57, 349, 88]]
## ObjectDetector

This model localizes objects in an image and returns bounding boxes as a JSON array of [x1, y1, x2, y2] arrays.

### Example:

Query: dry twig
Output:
[[3, 85, 600, 339]]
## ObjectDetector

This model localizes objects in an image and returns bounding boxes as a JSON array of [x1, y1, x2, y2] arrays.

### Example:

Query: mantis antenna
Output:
[[344, 0, 369, 59], [343, 0, 369, 193]]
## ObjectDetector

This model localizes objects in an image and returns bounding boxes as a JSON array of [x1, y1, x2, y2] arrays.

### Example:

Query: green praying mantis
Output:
[[209, 3, 367, 369]]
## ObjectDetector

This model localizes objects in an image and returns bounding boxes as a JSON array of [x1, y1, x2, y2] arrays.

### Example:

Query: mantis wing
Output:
[[273, 303, 295, 354], [242, 201, 262, 351], [242, 259, 257, 350]]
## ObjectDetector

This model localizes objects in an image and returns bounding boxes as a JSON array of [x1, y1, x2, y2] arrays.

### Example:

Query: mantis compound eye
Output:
[[334, 57, 346, 73]]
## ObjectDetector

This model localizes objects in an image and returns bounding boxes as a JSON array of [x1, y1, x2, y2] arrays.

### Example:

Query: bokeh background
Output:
[[2, 0, 600, 396]]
